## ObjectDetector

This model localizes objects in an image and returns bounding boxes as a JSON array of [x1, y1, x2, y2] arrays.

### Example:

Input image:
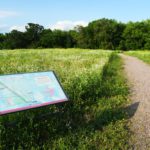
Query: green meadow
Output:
[[0, 49, 130, 149]]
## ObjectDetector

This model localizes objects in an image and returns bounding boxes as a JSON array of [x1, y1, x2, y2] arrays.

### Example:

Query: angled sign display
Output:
[[0, 71, 68, 115]]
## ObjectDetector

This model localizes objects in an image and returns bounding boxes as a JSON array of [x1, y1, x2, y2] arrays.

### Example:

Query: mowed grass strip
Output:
[[0, 49, 130, 149], [125, 50, 150, 64]]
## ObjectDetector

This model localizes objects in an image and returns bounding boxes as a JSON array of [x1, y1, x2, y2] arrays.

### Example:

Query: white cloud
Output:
[[9, 25, 26, 32], [0, 11, 18, 18], [50, 20, 88, 31]]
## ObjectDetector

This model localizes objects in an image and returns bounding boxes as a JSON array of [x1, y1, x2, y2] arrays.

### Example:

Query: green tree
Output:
[[25, 23, 44, 48], [0, 34, 6, 49], [77, 18, 125, 50], [120, 21, 148, 50], [39, 29, 54, 48], [143, 20, 150, 49], [3, 30, 27, 49], [76, 25, 90, 48], [88, 18, 125, 49], [52, 30, 74, 48]]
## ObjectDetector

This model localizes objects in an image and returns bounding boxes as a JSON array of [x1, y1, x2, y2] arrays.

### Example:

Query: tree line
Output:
[[1, 18, 150, 50]]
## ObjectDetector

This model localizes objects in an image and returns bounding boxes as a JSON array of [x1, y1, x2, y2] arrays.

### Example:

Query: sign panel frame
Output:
[[0, 71, 68, 116]]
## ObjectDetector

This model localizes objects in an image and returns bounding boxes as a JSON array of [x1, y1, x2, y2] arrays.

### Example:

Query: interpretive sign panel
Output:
[[0, 71, 68, 115]]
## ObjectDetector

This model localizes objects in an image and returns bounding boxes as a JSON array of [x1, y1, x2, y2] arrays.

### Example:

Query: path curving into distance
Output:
[[120, 54, 150, 149]]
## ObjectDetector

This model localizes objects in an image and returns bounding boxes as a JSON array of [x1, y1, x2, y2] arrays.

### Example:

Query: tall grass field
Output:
[[0, 49, 130, 149]]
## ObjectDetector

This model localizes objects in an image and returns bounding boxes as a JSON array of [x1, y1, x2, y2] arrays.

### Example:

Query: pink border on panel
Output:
[[0, 99, 67, 115]]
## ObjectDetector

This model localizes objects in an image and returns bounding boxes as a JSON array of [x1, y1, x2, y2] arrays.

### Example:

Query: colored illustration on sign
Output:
[[0, 71, 68, 115]]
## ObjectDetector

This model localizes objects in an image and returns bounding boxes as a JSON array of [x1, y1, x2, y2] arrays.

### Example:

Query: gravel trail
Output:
[[120, 54, 150, 150]]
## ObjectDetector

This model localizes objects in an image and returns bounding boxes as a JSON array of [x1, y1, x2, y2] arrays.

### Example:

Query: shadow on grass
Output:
[[92, 102, 139, 131]]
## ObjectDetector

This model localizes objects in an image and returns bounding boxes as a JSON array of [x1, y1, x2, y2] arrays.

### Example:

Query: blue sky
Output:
[[0, 0, 150, 33]]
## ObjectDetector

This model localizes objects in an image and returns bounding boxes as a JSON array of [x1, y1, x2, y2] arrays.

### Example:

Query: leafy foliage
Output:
[[119, 21, 150, 50], [1, 19, 150, 50], [77, 19, 125, 50]]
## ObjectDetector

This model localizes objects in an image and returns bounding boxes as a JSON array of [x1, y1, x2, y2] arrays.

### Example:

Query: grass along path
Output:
[[120, 54, 150, 150], [125, 51, 150, 64]]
